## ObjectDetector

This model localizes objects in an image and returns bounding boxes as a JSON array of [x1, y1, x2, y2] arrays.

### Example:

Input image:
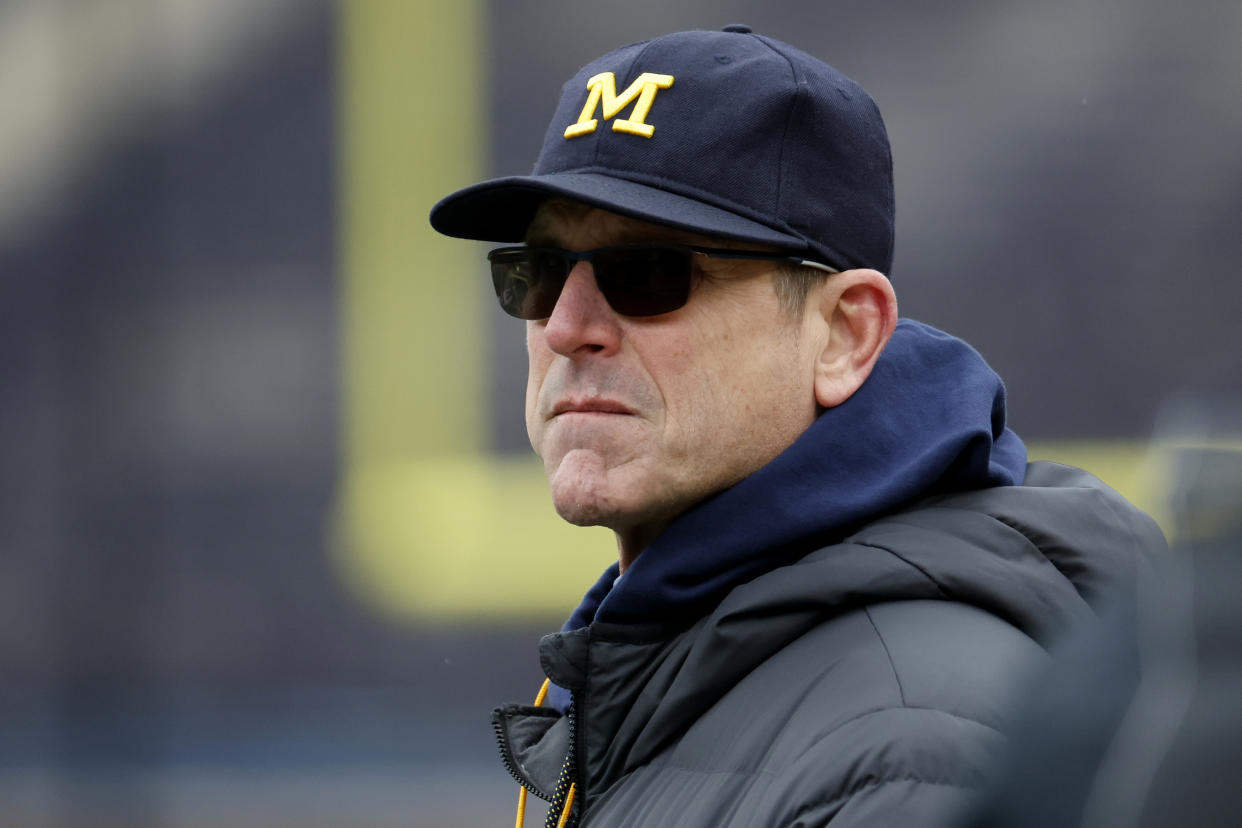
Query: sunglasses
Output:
[[487, 243, 839, 320]]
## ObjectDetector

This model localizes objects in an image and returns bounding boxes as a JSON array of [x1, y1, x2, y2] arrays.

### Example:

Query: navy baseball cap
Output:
[[429, 25, 894, 275]]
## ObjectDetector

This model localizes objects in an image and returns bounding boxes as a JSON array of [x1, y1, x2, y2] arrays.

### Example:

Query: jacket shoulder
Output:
[[761, 600, 1044, 826], [860, 599, 1047, 723], [754, 599, 1044, 762]]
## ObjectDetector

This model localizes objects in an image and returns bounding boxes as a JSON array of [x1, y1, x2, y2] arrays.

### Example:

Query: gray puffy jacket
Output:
[[493, 463, 1167, 827]]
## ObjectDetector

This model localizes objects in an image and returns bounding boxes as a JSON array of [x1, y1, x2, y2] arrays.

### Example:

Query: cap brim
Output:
[[429, 172, 811, 253]]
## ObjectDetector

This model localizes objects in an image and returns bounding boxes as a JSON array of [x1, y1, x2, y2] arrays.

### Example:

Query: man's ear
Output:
[[812, 269, 898, 409]]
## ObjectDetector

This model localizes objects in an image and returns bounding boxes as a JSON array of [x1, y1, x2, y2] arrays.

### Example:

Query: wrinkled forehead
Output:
[[525, 198, 769, 251]]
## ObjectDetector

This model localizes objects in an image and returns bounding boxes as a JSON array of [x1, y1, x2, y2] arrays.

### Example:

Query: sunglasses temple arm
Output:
[[798, 260, 839, 274]]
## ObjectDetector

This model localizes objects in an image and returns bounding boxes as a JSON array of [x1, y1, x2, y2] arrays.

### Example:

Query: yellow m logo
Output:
[[564, 71, 675, 139]]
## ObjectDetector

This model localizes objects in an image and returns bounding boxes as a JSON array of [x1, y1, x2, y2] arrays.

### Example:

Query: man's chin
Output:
[[548, 478, 618, 529], [545, 451, 626, 528], [554, 503, 612, 528]]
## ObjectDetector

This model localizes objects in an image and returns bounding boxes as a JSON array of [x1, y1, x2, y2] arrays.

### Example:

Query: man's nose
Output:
[[541, 261, 623, 357]]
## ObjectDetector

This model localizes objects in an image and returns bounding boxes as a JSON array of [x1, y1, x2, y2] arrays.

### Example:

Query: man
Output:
[[429, 26, 1166, 828]]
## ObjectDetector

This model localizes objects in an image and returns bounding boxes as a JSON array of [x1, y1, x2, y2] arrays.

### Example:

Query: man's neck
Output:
[[615, 524, 662, 573]]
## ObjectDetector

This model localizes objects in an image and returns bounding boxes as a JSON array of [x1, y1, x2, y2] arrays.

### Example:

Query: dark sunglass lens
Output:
[[490, 250, 566, 319], [595, 247, 693, 316]]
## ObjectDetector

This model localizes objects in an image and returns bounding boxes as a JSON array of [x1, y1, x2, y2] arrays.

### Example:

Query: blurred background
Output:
[[0, 0, 1238, 825]]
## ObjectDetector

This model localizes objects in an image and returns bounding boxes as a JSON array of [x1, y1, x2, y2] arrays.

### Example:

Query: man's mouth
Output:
[[551, 398, 636, 418]]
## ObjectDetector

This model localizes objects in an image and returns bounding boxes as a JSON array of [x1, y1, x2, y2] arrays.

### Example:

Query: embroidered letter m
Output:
[[563, 72, 675, 140]]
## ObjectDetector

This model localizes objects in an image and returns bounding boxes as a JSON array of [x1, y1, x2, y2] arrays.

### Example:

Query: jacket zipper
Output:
[[555, 689, 583, 827]]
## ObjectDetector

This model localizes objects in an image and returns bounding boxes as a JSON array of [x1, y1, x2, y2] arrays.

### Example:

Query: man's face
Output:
[[524, 202, 827, 558]]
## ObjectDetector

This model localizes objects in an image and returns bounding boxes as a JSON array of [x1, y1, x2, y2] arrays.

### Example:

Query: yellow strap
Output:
[[555, 783, 577, 828], [515, 787, 529, 828], [513, 679, 554, 828], [533, 678, 551, 708]]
